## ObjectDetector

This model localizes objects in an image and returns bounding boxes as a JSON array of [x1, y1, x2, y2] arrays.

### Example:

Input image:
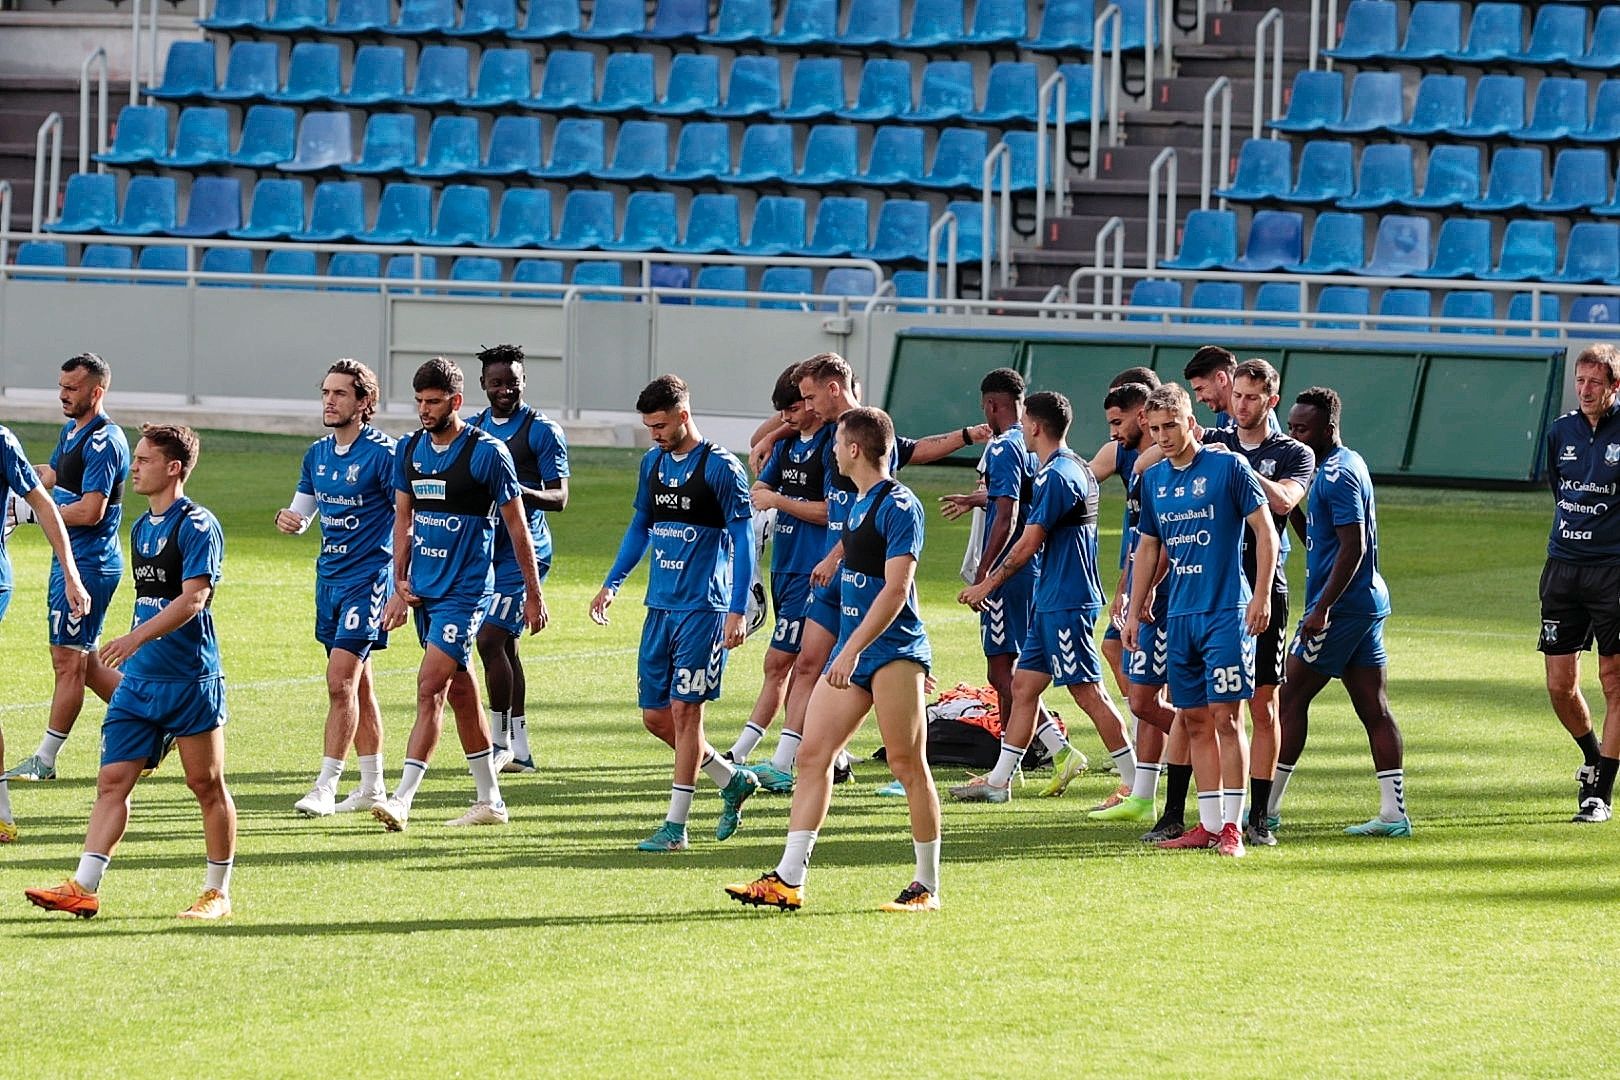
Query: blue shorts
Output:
[[484, 555, 551, 636], [1166, 608, 1255, 710], [48, 566, 121, 649], [1126, 619, 1169, 687], [829, 645, 931, 694], [102, 675, 227, 767], [1292, 612, 1388, 678], [981, 571, 1034, 659], [316, 564, 391, 659], [806, 579, 840, 635], [1017, 607, 1103, 686], [1103, 621, 1122, 642], [0, 589, 9, 623], [638, 607, 727, 709], [414, 592, 488, 671], [767, 571, 813, 655]]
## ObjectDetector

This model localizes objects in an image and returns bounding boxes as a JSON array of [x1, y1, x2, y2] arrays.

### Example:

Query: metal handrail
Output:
[[981, 141, 1012, 295], [1143, 0, 1176, 109], [32, 114, 63, 233], [1092, 216, 1125, 318], [0, 181, 12, 268], [147, 0, 160, 104], [1035, 70, 1068, 244], [927, 209, 958, 309], [1145, 147, 1178, 271], [1201, 76, 1233, 210], [1089, 3, 1123, 179], [129, 0, 143, 105], [80, 50, 110, 176], [1254, 8, 1284, 140], [1325, 0, 1340, 71]]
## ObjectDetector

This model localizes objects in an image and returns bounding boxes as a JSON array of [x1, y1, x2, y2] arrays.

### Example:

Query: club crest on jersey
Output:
[[346, 464, 361, 484], [1259, 459, 1277, 477], [1605, 444, 1620, 466], [1192, 477, 1207, 497], [1543, 619, 1560, 643]]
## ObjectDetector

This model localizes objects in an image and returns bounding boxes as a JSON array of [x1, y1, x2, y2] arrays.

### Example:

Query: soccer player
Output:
[[25, 425, 233, 919], [374, 358, 547, 831], [275, 359, 396, 817], [953, 391, 1144, 807], [467, 344, 569, 775], [590, 375, 760, 851], [1184, 345, 1281, 434], [1201, 359, 1314, 846], [724, 363, 828, 780], [1091, 366, 1160, 698], [1126, 384, 1277, 858], [726, 407, 941, 912], [5, 353, 129, 784], [1272, 387, 1410, 837], [1539, 345, 1620, 823]]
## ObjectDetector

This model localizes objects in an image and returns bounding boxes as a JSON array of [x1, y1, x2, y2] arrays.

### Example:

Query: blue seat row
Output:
[[96, 104, 1045, 191], [151, 41, 1092, 126], [1327, 1, 1620, 71], [43, 172, 989, 262]]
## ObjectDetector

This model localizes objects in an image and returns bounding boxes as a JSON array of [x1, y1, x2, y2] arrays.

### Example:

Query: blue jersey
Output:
[[758, 426, 830, 575], [1545, 404, 1620, 564], [629, 442, 752, 611], [1138, 445, 1266, 616], [1026, 449, 1105, 613], [839, 479, 929, 662], [982, 426, 1037, 579], [469, 404, 569, 566], [1114, 442, 1141, 570], [392, 425, 520, 599], [125, 497, 223, 682], [49, 414, 128, 577], [822, 432, 917, 550], [297, 425, 396, 587], [1304, 445, 1390, 617], [0, 425, 41, 593], [1203, 427, 1315, 591]]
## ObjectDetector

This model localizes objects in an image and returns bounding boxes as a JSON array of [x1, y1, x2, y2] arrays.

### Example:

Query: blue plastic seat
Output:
[[607, 191, 679, 252], [328, 252, 383, 293], [200, 246, 254, 286], [1055, 64, 1094, 122], [512, 0, 581, 40], [1393, 2, 1462, 61], [1531, 149, 1609, 213], [328, 0, 392, 34], [794, 126, 860, 185], [135, 245, 188, 286], [385, 254, 438, 296], [1000, 129, 1042, 192], [742, 197, 808, 256], [533, 119, 606, 180], [585, 53, 657, 113], [271, 43, 341, 105], [1270, 70, 1343, 133], [1376, 288, 1431, 332], [597, 121, 670, 181], [153, 107, 228, 168], [230, 178, 304, 239], [1389, 74, 1466, 136], [224, 105, 296, 169], [401, 47, 470, 106], [1127, 279, 1182, 321], [648, 54, 720, 116], [1480, 220, 1558, 281], [694, 264, 748, 306], [335, 46, 407, 106], [1217, 138, 1291, 202], [823, 267, 879, 303], [445, 257, 502, 294], [260, 0, 326, 31], [1298, 211, 1367, 273], [391, 0, 457, 36], [963, 0, 1027, 45], [1286, 140, 1354, 205], [964, 62, 1039, 124], [730, 125, 795, 183], [1443, 2, 1523, 64], [1253, 281, 1303, 326], [943, 199, 990, 263], [104, 176, 177, 237], [1400, 144, 1480, 209], [458, 49, 532, 108], [1576, 8, 1620, 70], [1227, 210, 1303, 272], [357, 183, 432, 244], [772, 59, 846, 120], [1325, 71, 1405, 134], [12, 241, 69, 279], [424, 185, 491, 246], [408, 115, 481, 178], [839, 59, 912, 122], [1339, 143, 1414, 210], [674, 193, 744, 253], [1024, 0, 1095, 52], [896, 0, 966, 46], [264, 249, 319, 288], [1574, 81, 1620, 144], [45, 173, 118, 233], [150, 41, 217, 101], [767, 0, 838, 45], [713, 55, 782, 117], [659, 122, 730, 182], [803, 197, 870, 257], [575, 0, 647, 40], [80, 244, 135, 284], [511, 258, 564, 290], [209, 41, 279, 103], [346, 113, 416, 175], [1161, 210, 1238, 270], [1325, 1, 1398, 60], [698, 0, 773, 45], [1354, 214, 1431, 277], [919, 128, 989, 191], [760, 267, 816, 310], [1413, 217, 1492, 279], [201, 0, 266, 30], [905, 62, 976, 123], [863, 199, 932, 261], [1187, 282, 1246, 326], [1571, 297, 1620, 326], [839, 0, 902, 46], [171, 176, 242, 238], [469, 116, 541, 177], [1439, 290, 1496, 332], [482, 188, 552, 247], [94, 106, 168, 166], [527, 51, 595, 111], [292, 180, 366, 242], [1506, 292, 1562, 336], [892, 269, 941, 308], [1456, 74, 1526, 139], [645, 0, 710, 40], [864, 126, 926, 185], [553, 190, 618, 250], [1463, 147, 1544, 212], [1316, 285, 1371, 330], [1512, 4, 1587, 65], [1553, 222, 1620, 284], [572, 261, 624, 301], [651, 263, 692, 297], [280, 111, 354, 173], [449, 0, 520, 38], [1516, 78, 1588, 142]]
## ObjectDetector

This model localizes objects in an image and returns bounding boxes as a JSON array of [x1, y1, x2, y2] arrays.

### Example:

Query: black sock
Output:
[[1576, 730, 1602, 767], [1597, 757, 1619, 803], [1162, 763, 1192, 823], [1249, 778, 1274, 828]]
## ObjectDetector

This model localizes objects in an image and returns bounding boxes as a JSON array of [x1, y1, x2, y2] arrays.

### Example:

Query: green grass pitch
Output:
[[0, 423, 1615, 1076]]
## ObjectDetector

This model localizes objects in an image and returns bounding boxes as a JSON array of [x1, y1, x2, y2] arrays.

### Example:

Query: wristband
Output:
[[960, 426, 971, 446]]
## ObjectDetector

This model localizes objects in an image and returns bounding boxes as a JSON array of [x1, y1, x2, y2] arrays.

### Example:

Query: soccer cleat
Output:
[[744, 761, 794, 794], [2, 754, 56, 782], [445, 800, 509, 827], [1140, 816, 1185, 843], [1038, 746, 1089, 798], [874, 780, 906, 797], [1265, 813, 1282, 833], [637, 821, 689, 852], [501, 756, 537, 774], [879, 881, 940, 913], [1572, 798, 1612, 824], [1344, 815, 1413, 837], [1088, 783, 1134, 812], [0, 819, 17, 844], [293, 787, 335, 818], [333, 787, 387, 813], [949, 776, 1011, 803], [1243, 822, 1278, 847], [372, 797, 410, 832], [725, 871, 803, 911], [177, 888, 232, 921], [715, 769, 760, 841], [1215, 822, 1246, 857], [832, 751, 855, 785], [1089, 794, 1156, 823], [24, 879, 99, 918], [491, 748, 515, 773], [1576, 764, 1599, 810], [1157, 823, 1219, 850]]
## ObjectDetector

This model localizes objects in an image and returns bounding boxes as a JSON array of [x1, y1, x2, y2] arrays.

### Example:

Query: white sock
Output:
[[205, 858, 233, 896], [1269, 762, 1294, 815], [699, 751, 736, 788], [510, 713, 531, 760], [1222, 788, 1245, 827], [1131, 762, 1163, 801], [0, 779, 10, 823], [775, 829, 817, 887], [1196, 790, 1222, 834], [36, 727, 69, 768], [1377, 768, 1406, 821], [912, 836, 941, 894], [75, 851, 110, 891], [316, 756, 343, 792], [358, 753, 384, 793], [395, 758, 428, 808], [1110, 744, 1138, 784], [667, 784, 695, 826], [467, 749, 502, 805], [770, 730, 802, 771], [986, 741, 1025, 787], [490, 709, 511, 751], [1034, 717, 1068, 755], [728, 722, 767, 763]]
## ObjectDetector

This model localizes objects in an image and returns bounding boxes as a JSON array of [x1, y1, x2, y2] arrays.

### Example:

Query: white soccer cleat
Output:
[[333, 787, 387, 813], [445, 800, 509, 827], [372, 796, 410, 832], [491, 748, 515, 773], [293, 787, 335, 818]]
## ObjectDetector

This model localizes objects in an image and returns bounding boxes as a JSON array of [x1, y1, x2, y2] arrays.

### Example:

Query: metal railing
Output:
[[1201, 76, 1233, 210], [981, 141, 1012, 296], [927, 208, 958, 307], [1034, 70, 1068, 244], [1089, 3, 1123, 179], [1143, 0, 1176, 110], [1092, 216, 1126, 316], [1309, 0, 1342, 70], [80, 50, 110, 176], [32, 114, 63, 234], [0, 181, 11, 268], [129, 0, 161, 104], [1253, 8, 1285, 140], [1145, 147, 1178, 272]]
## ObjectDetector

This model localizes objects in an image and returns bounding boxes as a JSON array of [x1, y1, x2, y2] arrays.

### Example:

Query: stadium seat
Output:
[[1297, 211, 1367, 273], [1551, 222, 1620, 284], [1226, 210, 1303, 272], [773, 59, 846, 120], [839, 59, 912, 122], [648, 54, 721, 116], [1326, 71, 1404, 134], [673, 193, 744, 253], [469, 115, 542, 177], [575, 0, 647, 40], [512, 0, 582, 40], [209, 41, 279, 103], [571, 261, 624, 301], [1001, 130, 1042, 191], [741, 196, 808, 256], [1389, 74, 1466, 136], [1576, 8, 1620, 69], [1455, 75, 1526, 139], [1338, 144, 1415, 210], [1286, 140, 1354, 205], [230, 178, 305, 239], [1253, 281, 1303, 326], [280, 111, 354, 173], [1324, 1, 1398, 61], [391, 0, 458, 37], [838, 0, 902, 46], [45, 173, 118, 233], [895, 0, 966, 47], [794, 126, 860, 185], [328, 252, 383, 292], [347, 113, 418, 175], [1187, 282, 1245, 325], [1463, 147, 1544, 212], [694, 264, 748, 306], [527, 51, 595, 111], [1054, 64, 1094, 122], [1413, 217, 1492, 279], [328, 0, 392, 34], [271, 43, 341, 104], [1161, 210, 1238, 270], [892, 269, 941, 307], [1480, 220, 1558, 281], [1570, 296, 1620, 325], [263, 248, 319, 288], [1217, 139, 1292, 203], [767, 0, 839, 46], [334, 46, 407, 106], [150, 41, 217, 101], [401, 47, 470, 106], [760, 266, 816, 310], [597, 121, 670, 181], [201, 0, 265, 31], [136, 245, 188, 285], [1506, 292, 1561, 336], [482, 188, 553, 247], [458, 49, 532, 108], [713, 55, 782, 117], [1442, 1, 1523, 64], [659, 122, 730, 182], [1515, 78, 1588, 142], [291, 180, 366, 242], [803, 197, 870, 257], [446, 256, 503, 294], [944, 199, 990, 262], [408, 115, 482, 178], [532, 118, 606, 180], [698, 0, 772, 45], [200, 246, 254, 286], [864, 126, 926, 185], [260, 0, 326, 32], [1530, 149, 1609, 213], [95, 106, 168, 166], [863, 199, 932, 262], [80, 244, 135, 284], [821, 267, 878, 303], [553, 190, 618, 249], [448, 0, 520, 38], [170, 176, 242, 238], [584, 53, 656, 114], [424, 185, 492, 246], [511, 258, 565, 290], [104, 176, 177, 237], [644, 0, 710, 40], [358, 183, 432, 244], [730, 124, 795, 183], [919, 128, 990, 191], [647, 263, 692, 302], [1354, 214, 1430, 277], [1400, 144, 1480, 209], [385, 254, 439, 296], [963, 0, 1027, 45], [1316, 285, 1370, 330], [1392, 2, 1462, 61], [1025, 0, 1095, 52], [12, 241, 69, 280], [1438, 290, 1496, 332], [607, 191, 679, 252], [1126, 279, 1182, 321], [1377, 288, 1431, 332], [227, 105, 296, 168], [1270, 70, 1344, 133], [964, 63, 1039, 124], [1573, 81, 1620, 144], [904, 62, 975, 123], [1512, 4, 1587, 65]]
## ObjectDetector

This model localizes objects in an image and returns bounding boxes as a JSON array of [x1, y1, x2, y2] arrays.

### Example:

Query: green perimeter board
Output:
[[883, 334, 1021, 458], [1024, 340, 1153, 450], [1407, 354, 1557, 480], [1277, 349, 1421, 474]]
